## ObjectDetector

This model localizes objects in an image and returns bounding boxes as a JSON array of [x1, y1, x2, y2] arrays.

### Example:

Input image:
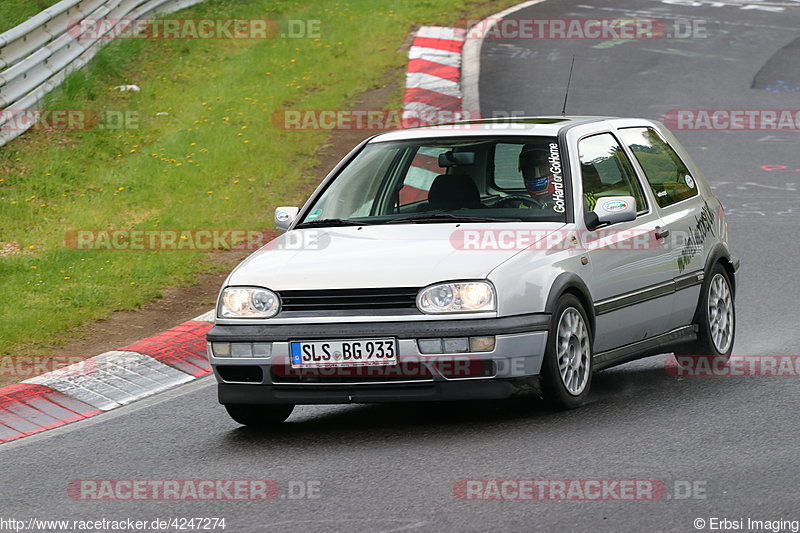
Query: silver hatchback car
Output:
[[207, 116, 738, 425]]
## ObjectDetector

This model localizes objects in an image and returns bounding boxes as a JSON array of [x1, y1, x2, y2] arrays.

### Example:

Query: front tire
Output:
[[541, 294, 593, 409], [224, 404, 294, 427]]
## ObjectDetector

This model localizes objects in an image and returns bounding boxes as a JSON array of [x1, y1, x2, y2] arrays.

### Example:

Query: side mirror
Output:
[[585, 196, 637, 230], [274, 206, 299, 233]]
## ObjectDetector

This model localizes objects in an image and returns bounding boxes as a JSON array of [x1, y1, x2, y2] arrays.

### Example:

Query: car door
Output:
[[577, 132, 675, 353], [617, 125, 710, 332]]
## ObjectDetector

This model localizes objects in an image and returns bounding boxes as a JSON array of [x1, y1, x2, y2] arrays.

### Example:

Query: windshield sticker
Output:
[[306, 209, 323, 221], [548, 143, 566, 213], [685, 175, 696, 188]]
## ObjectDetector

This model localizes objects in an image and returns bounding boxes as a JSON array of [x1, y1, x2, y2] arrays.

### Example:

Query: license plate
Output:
[[289, 338, 397, 368]]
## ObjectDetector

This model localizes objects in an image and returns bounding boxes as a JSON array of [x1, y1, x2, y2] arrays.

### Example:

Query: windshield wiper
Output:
[[294, 218, 375, 228], [382, 213, 522, 224]]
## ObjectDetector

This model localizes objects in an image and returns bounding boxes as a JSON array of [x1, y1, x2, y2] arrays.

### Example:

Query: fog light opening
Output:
[[211, 342, 272, 358], [443, 337, 469, 353], [469, 336, 496, 352], [417, 336, 496, 354], [211, 342, 231, 357], [418, 338, 443, 354]]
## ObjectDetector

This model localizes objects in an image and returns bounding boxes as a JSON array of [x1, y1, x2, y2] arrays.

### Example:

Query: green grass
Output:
[[0, 0, 61, 34], [0, 0, 517, 355]]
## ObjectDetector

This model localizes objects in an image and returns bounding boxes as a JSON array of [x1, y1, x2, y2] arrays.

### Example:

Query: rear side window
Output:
[[618, 127, 698, 208], [577, 133, 647, 214]]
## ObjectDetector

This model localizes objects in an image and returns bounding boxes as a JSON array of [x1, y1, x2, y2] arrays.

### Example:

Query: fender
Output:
[[544, 272, 595, 335], [704, 242, 736, 296], [684, 242, 737, 327]]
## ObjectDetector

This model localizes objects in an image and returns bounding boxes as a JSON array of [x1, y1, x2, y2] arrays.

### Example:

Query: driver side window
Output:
[[578, 133, 647, 214]]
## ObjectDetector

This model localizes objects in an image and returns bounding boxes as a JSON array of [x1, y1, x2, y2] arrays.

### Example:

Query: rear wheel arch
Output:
[[717, 257, 736, 297], [704, 243, 736, 297]]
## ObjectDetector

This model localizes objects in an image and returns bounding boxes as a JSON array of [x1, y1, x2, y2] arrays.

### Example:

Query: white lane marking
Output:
[[641, 47, 739, 61], [461, 0, 548, 112], [565, 3, 798, 29]]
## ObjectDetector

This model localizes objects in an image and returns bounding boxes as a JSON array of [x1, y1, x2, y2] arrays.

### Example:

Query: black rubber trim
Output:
[[593, 325, 696, 371], [704, 243, 732, 278], [674, 270, 705, 292], [594, 281, 673, 315], [545, 273, 593, 314], [217, 376, 541, 404], [594, 270, 704, 316], [544, 272, 595, 334], [208, 313, 551, 342]]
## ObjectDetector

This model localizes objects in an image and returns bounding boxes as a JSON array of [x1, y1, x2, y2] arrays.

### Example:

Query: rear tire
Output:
[[541, 294, 593, 409], [224, 404, 294, 426], [675, 262, 735, 360]]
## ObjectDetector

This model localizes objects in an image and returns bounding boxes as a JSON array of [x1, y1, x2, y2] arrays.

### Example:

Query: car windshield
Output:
[[297, 137, 568, 226]]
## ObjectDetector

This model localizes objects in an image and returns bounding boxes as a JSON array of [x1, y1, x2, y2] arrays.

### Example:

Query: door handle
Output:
[[655, 226, 670, 239]]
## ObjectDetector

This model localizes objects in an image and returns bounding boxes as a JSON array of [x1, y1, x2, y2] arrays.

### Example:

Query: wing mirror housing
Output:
[[585, 196, 637, 230], [274, 206, 300, 233]]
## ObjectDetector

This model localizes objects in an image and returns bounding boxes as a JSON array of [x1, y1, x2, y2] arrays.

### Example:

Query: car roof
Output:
[[370, 115, 622, 143]]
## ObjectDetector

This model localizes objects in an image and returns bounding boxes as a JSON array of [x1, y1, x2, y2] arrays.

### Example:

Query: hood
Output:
[[227, 223, 566, 290]]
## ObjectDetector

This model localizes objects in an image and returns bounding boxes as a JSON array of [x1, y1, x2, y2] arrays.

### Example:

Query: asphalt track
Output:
[[2, 1, 800, 531]]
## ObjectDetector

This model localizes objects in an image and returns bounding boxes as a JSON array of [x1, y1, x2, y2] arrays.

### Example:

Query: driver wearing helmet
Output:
[[519, 144, 556, 201]]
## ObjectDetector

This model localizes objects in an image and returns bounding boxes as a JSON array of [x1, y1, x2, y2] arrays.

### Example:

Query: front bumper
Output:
[[206, 313, 550, 404], [217, 378, 542, 404]]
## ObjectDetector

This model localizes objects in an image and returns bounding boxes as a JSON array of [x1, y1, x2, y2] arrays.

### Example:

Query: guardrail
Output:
[[0, 0, 206, 148]]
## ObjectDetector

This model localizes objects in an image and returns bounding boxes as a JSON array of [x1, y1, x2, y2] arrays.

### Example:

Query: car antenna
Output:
[[561, 55, 576, 116]]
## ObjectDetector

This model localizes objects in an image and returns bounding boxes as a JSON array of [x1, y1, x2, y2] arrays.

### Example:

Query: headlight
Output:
[[219, 287, 280, 318], [417, 281, 496, 314]]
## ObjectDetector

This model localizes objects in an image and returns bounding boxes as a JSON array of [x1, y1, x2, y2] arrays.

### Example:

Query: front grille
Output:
[[277, 287, 419, 312]]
